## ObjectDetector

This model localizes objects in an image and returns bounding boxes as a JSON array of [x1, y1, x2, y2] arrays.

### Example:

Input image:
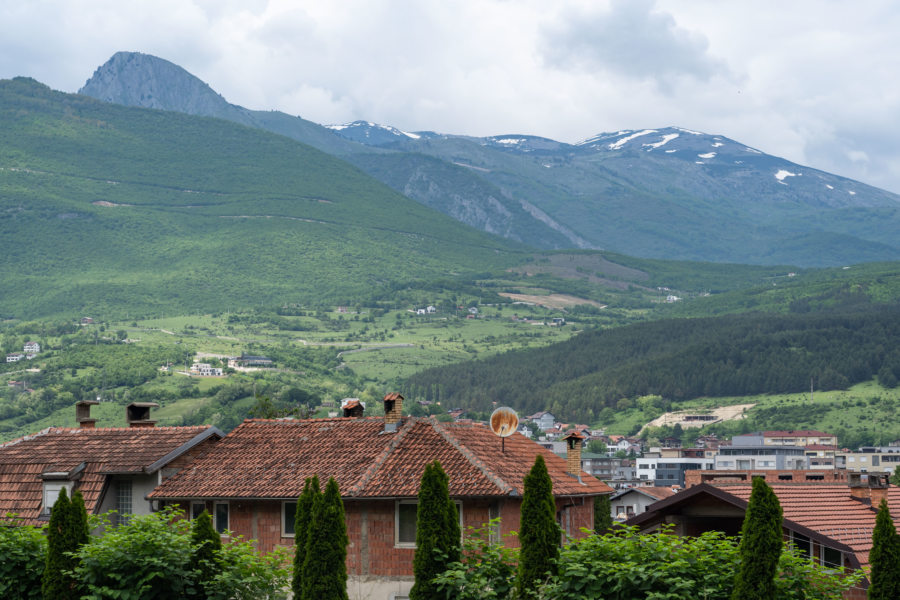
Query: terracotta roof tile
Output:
[[151, 417, 612, 501], [718, 484, 900, 570], [0, 426, 217, 524]]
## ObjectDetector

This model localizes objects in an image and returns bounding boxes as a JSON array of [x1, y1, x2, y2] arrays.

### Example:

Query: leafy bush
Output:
[[435, 525, 861, 600], [74, 508, 290, 600], [0, 515, 46, 600]]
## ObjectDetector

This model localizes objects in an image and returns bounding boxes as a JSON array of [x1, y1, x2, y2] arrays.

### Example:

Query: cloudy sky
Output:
[[3, 0, 900, 193]]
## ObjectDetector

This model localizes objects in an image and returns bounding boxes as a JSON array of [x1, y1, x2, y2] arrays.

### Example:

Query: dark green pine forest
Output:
[[405, 303, 900, 422]]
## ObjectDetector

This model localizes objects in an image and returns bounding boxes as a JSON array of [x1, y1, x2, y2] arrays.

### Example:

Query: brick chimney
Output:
[[383, 393, 403, 432], [75, 400, 99, 429], [341, 398, 364, 418], [849, 472, 891, 505], [562, 430, 585, 478], [126, 402, 159, 428]]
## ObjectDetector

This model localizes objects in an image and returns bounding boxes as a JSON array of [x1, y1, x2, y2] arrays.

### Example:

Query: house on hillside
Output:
[[228, 353, 273, 368], [527, 411, 556, 431], [190, 362, 223, 377], [0, 401, 222, 526], [6, 353, 24, 363], [627, 474, 895, 598], [23, 341, 40, 354], [150, 393, 612, 600]]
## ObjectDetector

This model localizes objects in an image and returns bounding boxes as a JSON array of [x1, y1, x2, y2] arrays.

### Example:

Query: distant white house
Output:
[[426, 305, 436, 313], [23, 341, 40, 354], [190, 363, 223, 377], [666, 295, 681, 303], [6, 353, 25, 363], [468, 307, 479, 314]]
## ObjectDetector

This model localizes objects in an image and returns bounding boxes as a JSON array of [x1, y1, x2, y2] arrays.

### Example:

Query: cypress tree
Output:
[[292, 475, 320, 597], [188, 509, 222, 599], [42, 486, 77, 600], [868, 498, 900, 600], [301, 477, 348, 600], [731, 477, 783, 600], [517, 454, 561, 598], [410, 461, 461, 600], [594, 493, 613, 534]]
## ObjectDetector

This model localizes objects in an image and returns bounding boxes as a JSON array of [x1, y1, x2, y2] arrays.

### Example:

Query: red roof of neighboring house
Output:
[[612, 486, 678, 502], [724, 484, 900, 571], [629, 482, 900, 573], [0, 426, 220, 524], [150, 417, 612, 501]]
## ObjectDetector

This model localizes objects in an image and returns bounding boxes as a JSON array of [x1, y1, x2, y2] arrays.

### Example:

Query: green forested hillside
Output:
[[0, 77, 522, 319], [405, 302, 900, 422]]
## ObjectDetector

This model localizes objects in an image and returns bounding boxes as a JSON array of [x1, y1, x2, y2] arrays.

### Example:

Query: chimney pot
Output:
[[76, 400, 100, 428], [126, 402, 159, 428], [383, 393, 404, 430], [562, 430, 585, 477]]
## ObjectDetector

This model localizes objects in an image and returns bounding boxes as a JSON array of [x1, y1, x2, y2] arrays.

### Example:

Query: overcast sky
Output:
[[3, 0, 900, 194]]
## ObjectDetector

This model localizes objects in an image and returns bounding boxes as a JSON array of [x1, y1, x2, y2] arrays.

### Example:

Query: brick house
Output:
[[0, 401, 222, 526], [626, 473, 898, 599], [150, 394, 612, 600]]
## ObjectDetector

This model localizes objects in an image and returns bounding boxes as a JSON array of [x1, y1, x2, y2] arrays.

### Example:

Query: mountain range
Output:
[[0, 76, 519, 318], [79, 51, 900, 267]]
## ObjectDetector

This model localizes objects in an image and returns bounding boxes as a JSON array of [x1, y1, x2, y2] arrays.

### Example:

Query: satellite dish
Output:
[[490, 407, 519, 438]]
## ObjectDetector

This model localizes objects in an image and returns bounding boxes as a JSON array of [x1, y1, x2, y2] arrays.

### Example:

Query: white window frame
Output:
[[394, 499, 463, 548], [214, 502, 229, 535], [282, 500, 298, 538], [190, 501, 207, 520], [42, 481, 73, 514]]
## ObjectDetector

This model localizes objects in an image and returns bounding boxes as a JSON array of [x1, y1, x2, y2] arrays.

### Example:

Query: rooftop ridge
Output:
[[345, 417, 417, 496], [244, 416, 383, 425], [0, 427, 53, 448], [433, 420, 514, 495]]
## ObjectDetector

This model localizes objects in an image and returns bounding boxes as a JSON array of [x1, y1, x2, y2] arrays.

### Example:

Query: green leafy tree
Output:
[[42, 486, 85, 599], [594, 494, 613, 534], [189, 510, 222, 599], [517, 454, 561, 597], [731, 478, 783, 600], [0, 516, 46, 600], [301, 477, 348, 600], [292, 475, 320, 597], [410, 461, 461, 600], [890, 465, 900, 487], [868, 498, 900, 600]]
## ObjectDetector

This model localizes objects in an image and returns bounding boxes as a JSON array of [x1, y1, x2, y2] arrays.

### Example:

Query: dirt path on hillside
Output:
[[498, 292, 607, 309]]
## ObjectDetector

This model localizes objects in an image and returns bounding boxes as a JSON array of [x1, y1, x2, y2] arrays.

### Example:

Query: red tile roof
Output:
[[150, 417, 613, 501], [723, 484, 900, 571], [0, 426, 219, 524]]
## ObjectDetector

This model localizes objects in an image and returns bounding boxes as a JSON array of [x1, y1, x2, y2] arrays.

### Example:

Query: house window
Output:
[[214, 502, 229, 534], [191, 502, 207, 519], [791, 531, 811, 559], [283, 501, 298, 537], [822, 546, 843, 569], [395, 500, 463, 548], [116, 480, 133, 525], [42, 481, 73, 514]]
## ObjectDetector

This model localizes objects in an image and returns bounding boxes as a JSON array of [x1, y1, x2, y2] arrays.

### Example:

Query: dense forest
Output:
[[405, 303, 900, 423]]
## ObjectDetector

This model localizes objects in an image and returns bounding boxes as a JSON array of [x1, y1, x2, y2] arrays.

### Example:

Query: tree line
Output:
[[405, 304, 900, 423]]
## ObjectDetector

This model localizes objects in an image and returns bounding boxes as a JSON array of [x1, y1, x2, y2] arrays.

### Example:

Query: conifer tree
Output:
[[594, 493, 613, 534], [868, 498, 900, 600], [517, 454, 561, 598], [301, 477, 348, 600], [188, 509, 222, 599], [731, 477, 783, 600], [410, 461, 461, 600], [42, 487, 81, 600], [292, 475, 320, 597]]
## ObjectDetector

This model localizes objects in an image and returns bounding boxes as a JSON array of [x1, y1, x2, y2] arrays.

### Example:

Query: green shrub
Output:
[[0, 515, 46, 600]]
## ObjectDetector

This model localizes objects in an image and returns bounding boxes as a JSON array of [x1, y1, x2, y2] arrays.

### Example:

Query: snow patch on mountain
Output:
[[698, 152, 716, 159], [608, 129, 657, 150], [643, 133, 679, 149]]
